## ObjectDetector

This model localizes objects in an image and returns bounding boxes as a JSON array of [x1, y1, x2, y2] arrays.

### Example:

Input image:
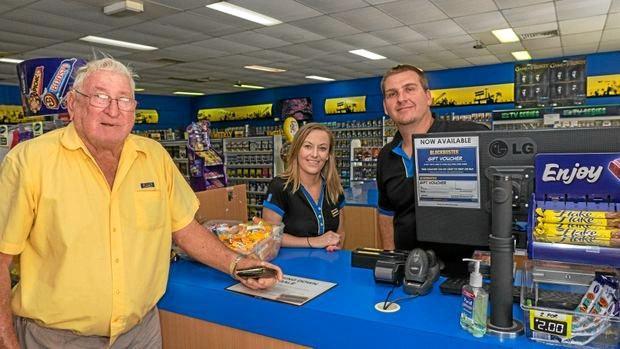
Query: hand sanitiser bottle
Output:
[[459, 258, 488, 337]]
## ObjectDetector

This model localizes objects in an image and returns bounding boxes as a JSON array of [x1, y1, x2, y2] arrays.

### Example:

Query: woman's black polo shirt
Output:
[[377, 120, 489, 251], [263, 177, 345, 237]]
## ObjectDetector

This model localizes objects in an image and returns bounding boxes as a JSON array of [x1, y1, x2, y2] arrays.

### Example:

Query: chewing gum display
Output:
[[534, 223, 620, 247], [535, 208, 620, 228], [576, 274, 607, 314]]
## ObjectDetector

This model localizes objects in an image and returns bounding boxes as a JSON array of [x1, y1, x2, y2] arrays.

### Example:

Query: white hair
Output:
[[72, 57, 136, 92]]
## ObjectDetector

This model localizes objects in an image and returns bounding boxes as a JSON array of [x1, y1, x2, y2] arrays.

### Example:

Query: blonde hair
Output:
[[280, 123, 343, 204], [73, 57, 136, 92]]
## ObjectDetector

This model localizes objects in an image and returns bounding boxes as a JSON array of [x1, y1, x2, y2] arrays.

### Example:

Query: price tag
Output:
[[0, 125, 8, 147], [32, 122, 43, 137], [530, 310, 572, 338]]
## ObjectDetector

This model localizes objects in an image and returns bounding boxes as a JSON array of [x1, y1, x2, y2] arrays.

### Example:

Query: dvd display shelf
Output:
[[223, 135, 284, 220], [350, 146, 381, 184], [161, 140, 190, 180], [324, 120, 383, 188]]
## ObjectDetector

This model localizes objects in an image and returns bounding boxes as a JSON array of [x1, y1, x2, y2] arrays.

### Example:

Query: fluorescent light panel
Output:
[[349, 49, 386, 60], [206, 2, 281, 26], [306, 75, 335, 82], [173, 91, 205, 96], [512, 51, 532, 60], [80, 36, 157, 51], [234, 84, 264, 89], [492, 28, 520, 43], [244, 65, 286, 73], [0, 58, 23, 64], [135, 88, 145, 92]]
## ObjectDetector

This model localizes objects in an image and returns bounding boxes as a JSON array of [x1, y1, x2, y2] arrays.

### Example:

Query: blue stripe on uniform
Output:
[[300, 183, 326, 236], [391, 141, 413, 178], [262, 200, 284, 217]]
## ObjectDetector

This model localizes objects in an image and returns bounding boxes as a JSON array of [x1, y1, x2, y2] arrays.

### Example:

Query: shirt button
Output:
[[115, 290, 120, 295], [112, 228, 117, 232], [115, 258, 120, 263]]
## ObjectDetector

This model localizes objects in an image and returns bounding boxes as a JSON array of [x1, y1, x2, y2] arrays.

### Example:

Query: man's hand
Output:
[[234, 258, 283, 290]]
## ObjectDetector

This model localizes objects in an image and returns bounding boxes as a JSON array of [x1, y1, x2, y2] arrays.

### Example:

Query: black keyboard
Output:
[[439, 277, 583, 309]]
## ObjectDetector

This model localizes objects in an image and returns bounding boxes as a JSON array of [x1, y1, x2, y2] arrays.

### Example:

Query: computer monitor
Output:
[[412, 127, 620, 272]]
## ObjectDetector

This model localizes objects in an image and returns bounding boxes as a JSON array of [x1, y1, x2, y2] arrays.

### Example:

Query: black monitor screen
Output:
[[413, 127, 620, 248]]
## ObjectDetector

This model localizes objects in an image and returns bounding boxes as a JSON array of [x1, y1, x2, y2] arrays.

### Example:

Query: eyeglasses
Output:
[[74, 90, 137, 111]]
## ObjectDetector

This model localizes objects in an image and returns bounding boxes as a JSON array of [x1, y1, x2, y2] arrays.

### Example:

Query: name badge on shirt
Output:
[[331, 208, 339, 217], [139, 181, 156, 190]]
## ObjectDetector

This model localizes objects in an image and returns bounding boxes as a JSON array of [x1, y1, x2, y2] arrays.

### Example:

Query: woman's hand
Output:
[[234, 257, 283, 290], [309, 231, 341, 251]]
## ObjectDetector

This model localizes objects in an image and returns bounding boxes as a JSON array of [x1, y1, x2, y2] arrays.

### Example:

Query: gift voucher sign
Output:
[[414, 136, 481, 209], [227, 274, 336, 306]]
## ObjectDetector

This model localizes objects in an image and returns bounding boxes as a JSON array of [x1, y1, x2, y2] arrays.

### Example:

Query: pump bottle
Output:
[[459, 258, 488, 337]]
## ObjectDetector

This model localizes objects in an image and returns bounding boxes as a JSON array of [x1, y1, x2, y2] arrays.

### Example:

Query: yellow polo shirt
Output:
[[0, 123, 199, 338]]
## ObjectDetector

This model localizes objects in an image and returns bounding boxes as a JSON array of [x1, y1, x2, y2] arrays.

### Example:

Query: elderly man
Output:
[[376, 65, 488, 269], [0, 58, 282, 348]]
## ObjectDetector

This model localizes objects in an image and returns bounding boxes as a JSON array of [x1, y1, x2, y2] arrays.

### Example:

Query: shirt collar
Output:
[[60, 122, 146, 155]]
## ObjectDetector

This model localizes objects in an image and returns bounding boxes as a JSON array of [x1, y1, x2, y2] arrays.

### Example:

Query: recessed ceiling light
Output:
[[206, 2, 281, 26], [244, 65, 286, 73], [135, 88, 145, 92], [234, 83, 264, 89], [349, 49, 386, 60], [173, 91, 205, 96], [492, 28, 520, 43], [511, 51, 532, 60], [306, 75, 335, 82], [0, 58, 23, 64], [80, 35, 157, 51]]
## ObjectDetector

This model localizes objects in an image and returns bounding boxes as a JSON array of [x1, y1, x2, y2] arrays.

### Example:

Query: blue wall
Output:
[[2, 50, 620, 128]]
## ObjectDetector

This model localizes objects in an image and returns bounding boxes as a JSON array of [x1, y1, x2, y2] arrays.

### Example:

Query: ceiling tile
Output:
[[98, 29, 180, 49], [451, 45, 492, 58], [220, 31, 291, 49], [559, 15, 607, 35], [169, 10, 258, 36], [370, 26, 427, 44], [229, 0, 322, 22], [419, 50, 460, 60], [410, 19, 467, 39], [331, 6, 403, 31], [399, 40, 444, 53], [436, 58, 473, 68], [494, 0, 550, 10], [485, 42, 526, 54], [142, 0, 212, 10], [304, 39, 357, 53], [563, 43, 600, 55], [471, 32, 501, 45], [556, 0, 611, 21], [598, 39, 620, 52], [612, 0, 620, 12], [431, 0, 498, 17], [249, 50, 302, 62], [192, 38, 260, 54], [432, 35, 475, 49], [465, 55, 501, 65], [376, 0, 447, 25], [502, 2, 557, 27], [601, 27, 620, 41], [561, 31, 603, 46], [255, 24, 326, 44], [371, 45, 413, 57], [513, 22, 558, 35], [416, 62, 445, 70], [295, 0, 369, 14], [337, 33, 392, 48], [607, 12, 620, 29], [289, 15, 361, 37], [528, 47, 563, 58], [4, 8, 112, 33], [453, 11, 510, 33], [522, 37, 562, 50], [273, 44, 327, 58]]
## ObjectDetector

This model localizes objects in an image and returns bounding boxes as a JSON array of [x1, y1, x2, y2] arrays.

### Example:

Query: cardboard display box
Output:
[[195, 185, 248, 223]]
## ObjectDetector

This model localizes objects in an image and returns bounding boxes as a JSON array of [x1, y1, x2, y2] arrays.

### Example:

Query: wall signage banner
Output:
[[324, 96, 366, 114], [514, 58, 586, 108], [430, 83, 514, 106], [198, 103, 273, 122], [492, 108, 543, 121], [135, 109, 159, 124], [587, 74, 620, 97], [0, 105, 42, 124]]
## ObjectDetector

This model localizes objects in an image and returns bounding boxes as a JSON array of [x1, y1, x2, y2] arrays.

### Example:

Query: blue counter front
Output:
[[159, 248, 548, 348]]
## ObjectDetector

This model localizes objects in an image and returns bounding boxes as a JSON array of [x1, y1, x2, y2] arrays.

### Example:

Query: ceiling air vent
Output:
[[519, 30, 559, 40], [168, 77, 211, 83]]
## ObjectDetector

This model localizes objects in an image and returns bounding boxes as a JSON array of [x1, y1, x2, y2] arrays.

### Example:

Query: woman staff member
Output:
[[262, 123, 345, 251]]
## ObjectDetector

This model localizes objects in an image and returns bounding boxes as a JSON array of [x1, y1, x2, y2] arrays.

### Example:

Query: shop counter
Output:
[[158, 248, 548, 348]]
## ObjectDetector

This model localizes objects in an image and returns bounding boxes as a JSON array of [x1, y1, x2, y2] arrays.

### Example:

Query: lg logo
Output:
[[489, 140, 535, 158]]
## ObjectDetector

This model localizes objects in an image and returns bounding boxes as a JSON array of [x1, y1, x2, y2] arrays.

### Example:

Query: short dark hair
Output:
[[381, 64, 429, 95]]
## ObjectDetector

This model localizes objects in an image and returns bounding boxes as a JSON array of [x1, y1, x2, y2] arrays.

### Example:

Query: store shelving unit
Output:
[[161, 140, 189, 179], [350, 146, 381, 184], [325, 120, 383, 188], [223, 135, 284, 219]]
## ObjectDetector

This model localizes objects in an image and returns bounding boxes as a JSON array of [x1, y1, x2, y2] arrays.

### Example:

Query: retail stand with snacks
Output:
[[223, 135, 284, 220], [187, 121, 227, 192], [523, 152, 620, 347]]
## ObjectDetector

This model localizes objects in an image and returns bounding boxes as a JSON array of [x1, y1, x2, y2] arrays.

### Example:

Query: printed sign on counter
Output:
[[414, 136, 481, 209], [227, 274, 336, 306]]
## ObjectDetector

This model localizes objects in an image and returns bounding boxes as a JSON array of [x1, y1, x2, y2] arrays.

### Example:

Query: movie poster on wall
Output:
[[135, 109, 159, 124], [587, 74, 620, 97], [514, 58, 586, 108], [324, 96, 366, 114], [197, 103, 273, 122]]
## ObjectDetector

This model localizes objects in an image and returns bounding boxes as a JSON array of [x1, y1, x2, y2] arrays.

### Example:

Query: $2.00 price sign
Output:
[[530, 310, 573, 338]]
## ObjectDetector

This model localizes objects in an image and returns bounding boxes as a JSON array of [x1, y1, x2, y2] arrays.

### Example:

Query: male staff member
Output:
[[0, 58, 282, 349], [377, 65, 487, 267]]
